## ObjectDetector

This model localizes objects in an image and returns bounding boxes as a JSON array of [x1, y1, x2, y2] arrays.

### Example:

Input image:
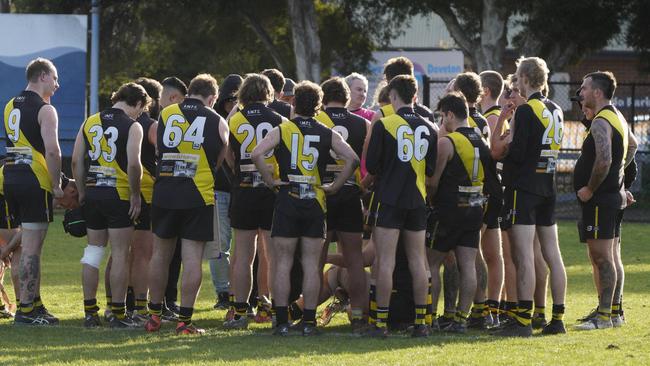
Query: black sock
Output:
[[552, 304, 565, 321], [275, 306, 288, 326], [516, 301, 533, 326], [178, 306, 193, 324], [486, 299, 500, 315], [84, 299, 99, 316], [149, 302, 162, 316], [303, 308, 316, 325], [111, 302, 126, 320], [234, 302, 248, 320], [289, 302, 303, 321], [33, 296, 43, 309], [126, 287, 135, 312]]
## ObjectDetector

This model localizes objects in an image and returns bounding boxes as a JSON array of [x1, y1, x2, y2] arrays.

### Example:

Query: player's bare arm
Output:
[[127, 121, 143, 220], [71, 127, 88, 205], [39, 104, 63, 198]]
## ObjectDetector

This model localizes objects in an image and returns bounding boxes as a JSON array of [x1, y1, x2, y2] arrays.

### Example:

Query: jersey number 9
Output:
[[6, 108, 21, 143]]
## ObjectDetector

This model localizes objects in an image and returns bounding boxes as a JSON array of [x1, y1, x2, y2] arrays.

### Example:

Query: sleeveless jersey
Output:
[[274, 117, 333, 213], [574, 105, 628, 205], [268, 99, 291, 119], [366, 106, 438, 209], [468, 107, 490, 140], [435, 127, 496, 230], [3, 90, 51, 191], [228, 102, 282, 188], [136, 112, 156, 204], [153, 98, 224, 209], [82, 108, 134, 201], [314, 107, 367, 187], [502, 92, 563, 197]]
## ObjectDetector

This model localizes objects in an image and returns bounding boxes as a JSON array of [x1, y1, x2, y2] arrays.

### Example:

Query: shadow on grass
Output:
[[0, 319, 526, 365]]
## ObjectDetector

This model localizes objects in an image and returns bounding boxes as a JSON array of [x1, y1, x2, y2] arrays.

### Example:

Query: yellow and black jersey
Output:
[[274, 117, 333, 214], [2, 90, 51, 191], [483, 105, 510, 134], [82, 108, 135, 201], [314, 107, 367, 187], [153, 98, 224, 209], [379, 104, 394, 118], [469, 107, 490, 140], [503, 92, 563, 197], [435, 127, 498, 213], [366, 106, 438, 209], [136, 112, 156, 204], [268, 99, 291, 119], [229, 102, 282, 188], [574, 105, 628, 204]]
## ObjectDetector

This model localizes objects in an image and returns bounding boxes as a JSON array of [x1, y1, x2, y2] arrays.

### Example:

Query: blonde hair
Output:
[[515, 56, 549, 90]]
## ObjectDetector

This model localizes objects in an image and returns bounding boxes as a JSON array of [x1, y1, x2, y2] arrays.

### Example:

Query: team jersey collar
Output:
[[527, 91, 544, 101], [485, 105, 501, 113], [396, 106, 416, 116], [183, 97, 205, 107], [21, 90, 44, 102], [325, 106, 348, 114]]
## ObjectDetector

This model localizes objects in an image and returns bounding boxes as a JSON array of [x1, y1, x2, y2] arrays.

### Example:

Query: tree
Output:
[[627, 0, 650, 72], [288, 0, 321, 82], [380, 0, 627, 73]]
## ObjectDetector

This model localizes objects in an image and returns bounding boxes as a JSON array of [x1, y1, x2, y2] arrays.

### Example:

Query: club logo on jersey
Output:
[[247, 109, 262, 116], [299, 119, 312, 128], [403, 112, 417, 118], [103, 113, 114, 120], [15, 96, 25, 102], [331, 112, 346, 119], [183, 104, 198, 110]]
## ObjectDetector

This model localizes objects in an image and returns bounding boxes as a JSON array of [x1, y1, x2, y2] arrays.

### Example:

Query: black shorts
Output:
[[83, 198, 133, 230], [0, 194, 18, 229], [432, 221, 480, 252], [152, 204, 214, 242], [135, 201, 151, 231], [483, 195, 503, 229], [271, 207, 326, 239], [230, 188, 275, 231], [375, 203, 426, 231], [327, 188, 363, 233], [578, 201, 624, 241], [501, 187, 555, 230], [3, 184, 53, 225]]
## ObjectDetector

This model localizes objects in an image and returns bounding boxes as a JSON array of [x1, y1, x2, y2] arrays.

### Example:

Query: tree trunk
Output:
[[476, 0, 508, 71], [0, 0, 10, 13], [433, 0, 509, 72], [287, 0, 321, 82], [238, 8, 288, 73]]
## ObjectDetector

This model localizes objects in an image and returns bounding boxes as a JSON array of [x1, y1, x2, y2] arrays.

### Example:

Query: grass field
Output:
[[0, 215, 649, 365]]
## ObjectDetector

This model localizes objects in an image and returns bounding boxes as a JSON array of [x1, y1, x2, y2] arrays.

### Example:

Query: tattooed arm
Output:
[[625, 126, 638, 168], [588, 119, 613, 192]]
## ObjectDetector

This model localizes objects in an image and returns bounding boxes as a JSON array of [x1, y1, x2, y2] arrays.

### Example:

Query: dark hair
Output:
[[383, 56, 414, 82], [454, 72, 482, 104], [134, 77, 162, 100], [585, 71, 617, 99], [110, 82, 151, 108], [294, 81, 323, 117], [188, 73, 218, 98], [238, 73, 273, 106], [479, 71, 503, 100], [320, 77, 350, 105], [261, 68, 285, 94], [26, 57, 56, 82], [387, 74, 417, 104], [161, 76, 188, 96], [437, 92, 468, 120]]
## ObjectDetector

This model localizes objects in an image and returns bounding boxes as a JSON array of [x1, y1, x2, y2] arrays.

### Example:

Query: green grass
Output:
[[0, 215, 649, 365]]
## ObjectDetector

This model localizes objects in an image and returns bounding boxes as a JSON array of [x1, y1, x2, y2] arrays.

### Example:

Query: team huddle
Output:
[[0, 54, 637, 338]]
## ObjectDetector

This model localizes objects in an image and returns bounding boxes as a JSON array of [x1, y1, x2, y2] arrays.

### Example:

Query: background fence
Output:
[[422, 76, 650, 222]]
